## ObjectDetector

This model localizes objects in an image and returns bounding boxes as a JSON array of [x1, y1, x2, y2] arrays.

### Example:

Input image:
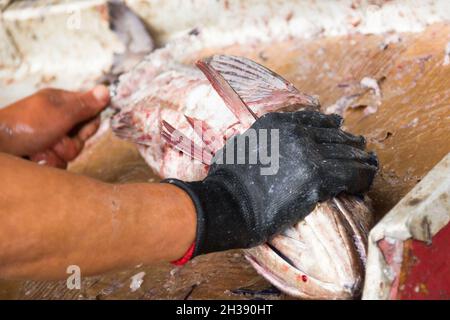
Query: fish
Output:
[[110, 54, 374, 299]]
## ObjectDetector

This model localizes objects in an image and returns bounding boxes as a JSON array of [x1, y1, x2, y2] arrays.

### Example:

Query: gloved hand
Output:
[[165, 111, 378, 257]]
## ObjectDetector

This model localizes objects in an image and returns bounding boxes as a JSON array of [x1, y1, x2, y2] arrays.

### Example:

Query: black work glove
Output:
[[164, 111, 378, 257]]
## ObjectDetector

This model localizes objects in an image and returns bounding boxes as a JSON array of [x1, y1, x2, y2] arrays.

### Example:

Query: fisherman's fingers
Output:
[[318, 143, 378, 167], [75, 116, 101, 142], [51, 116, 100, 163], [254, 111, 341, 130], [293, 110, 342, 128], [320, 159, 377, 197], [29, 149, 67, 169], [61, 85, 109, 129], [52, 136, 82, 162], [311, 127, 366, 149]]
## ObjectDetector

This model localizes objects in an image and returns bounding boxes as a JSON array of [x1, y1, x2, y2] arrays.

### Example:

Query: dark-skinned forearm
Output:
[[0, 153, 196, 280]]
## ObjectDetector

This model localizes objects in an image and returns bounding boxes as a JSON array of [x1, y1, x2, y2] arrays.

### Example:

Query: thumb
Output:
[[66, 85, 110, 124]]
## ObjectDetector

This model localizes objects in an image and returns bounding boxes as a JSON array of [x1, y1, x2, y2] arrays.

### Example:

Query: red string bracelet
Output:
[[171, 243, 195, 266]]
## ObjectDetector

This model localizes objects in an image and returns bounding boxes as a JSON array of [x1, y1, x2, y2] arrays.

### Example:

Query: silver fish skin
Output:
[[111, 54, 374, 299]]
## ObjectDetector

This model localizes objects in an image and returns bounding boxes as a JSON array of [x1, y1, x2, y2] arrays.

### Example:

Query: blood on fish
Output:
[[295, 274, 307, 283]]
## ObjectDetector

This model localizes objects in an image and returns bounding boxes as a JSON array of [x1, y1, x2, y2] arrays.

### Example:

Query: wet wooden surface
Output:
[[1, 23, 449, 300]]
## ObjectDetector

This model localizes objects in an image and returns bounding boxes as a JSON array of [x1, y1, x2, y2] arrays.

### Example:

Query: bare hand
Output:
[[0, 85, 110, 168]]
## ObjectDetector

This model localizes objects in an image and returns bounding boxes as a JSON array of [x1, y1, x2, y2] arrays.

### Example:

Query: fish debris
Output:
[[130, 271, 146, 292], [360, 77, 381, 97]]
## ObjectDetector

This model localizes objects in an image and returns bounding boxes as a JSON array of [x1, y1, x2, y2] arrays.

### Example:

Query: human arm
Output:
[[0, 153, 196, 280]]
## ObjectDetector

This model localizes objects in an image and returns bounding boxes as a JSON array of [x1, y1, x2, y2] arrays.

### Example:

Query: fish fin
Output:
[[185, 115, 225, 153], [196, 58, 257, 128], [161, 120, 213, 165], [111, 111, 151, 146], [201, 55, 320, 115]]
